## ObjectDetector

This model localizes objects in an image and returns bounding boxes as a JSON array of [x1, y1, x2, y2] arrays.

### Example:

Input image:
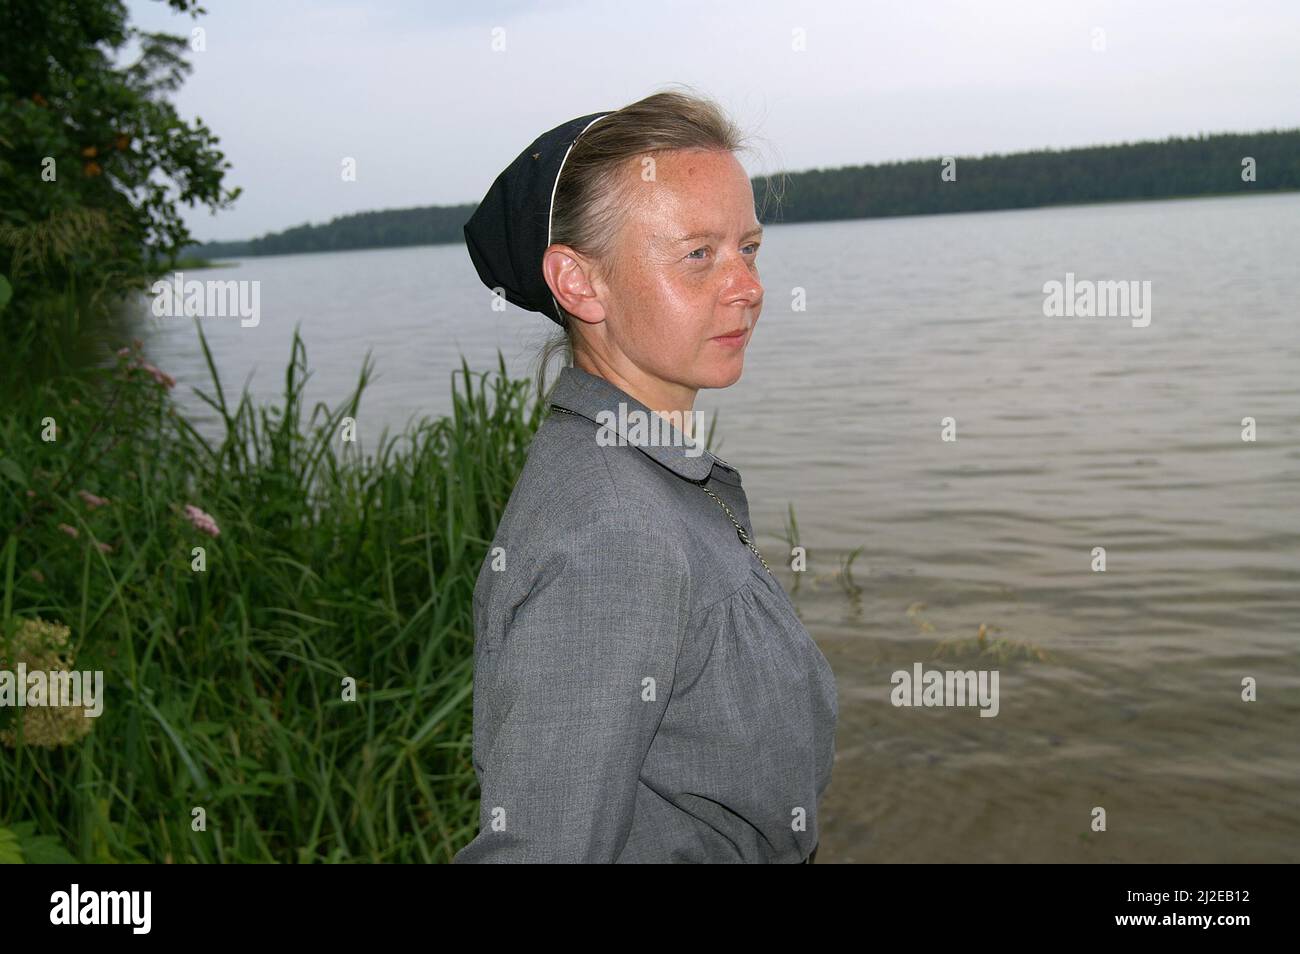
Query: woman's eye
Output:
[[686, 244, 759, 261]]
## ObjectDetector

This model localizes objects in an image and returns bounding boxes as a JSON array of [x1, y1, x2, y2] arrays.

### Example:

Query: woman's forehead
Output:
[[648, 148, 747, 183], [640, 199, 761, 243], [628, 176, 757, 231]]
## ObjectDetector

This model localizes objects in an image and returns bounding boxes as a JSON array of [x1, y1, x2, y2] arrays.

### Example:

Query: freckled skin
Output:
[[543, 149, 764, 423]]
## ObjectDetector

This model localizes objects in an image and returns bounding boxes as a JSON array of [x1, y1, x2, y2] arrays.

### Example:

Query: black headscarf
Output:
[[463, 111, 614, 327]]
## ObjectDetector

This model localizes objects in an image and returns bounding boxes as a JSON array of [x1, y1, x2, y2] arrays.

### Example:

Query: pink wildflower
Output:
[[78, 489, 110, 509], [184, 504, 220, 538], [116, 346, 131, 357], [96, 542, 113, 554], [57, 523, 79, 539], [137, 361, 176, 390]]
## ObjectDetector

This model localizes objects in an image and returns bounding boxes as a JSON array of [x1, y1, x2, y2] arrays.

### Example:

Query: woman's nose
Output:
[[723, 253, 762, 301]]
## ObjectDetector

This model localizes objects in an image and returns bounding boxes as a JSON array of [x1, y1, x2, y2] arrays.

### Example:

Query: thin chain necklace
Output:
[[699, 484, 773, 575], [550, 403, 773, 575]]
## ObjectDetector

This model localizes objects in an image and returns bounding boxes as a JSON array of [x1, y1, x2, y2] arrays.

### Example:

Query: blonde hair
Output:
[[532, 84, 779, 400]]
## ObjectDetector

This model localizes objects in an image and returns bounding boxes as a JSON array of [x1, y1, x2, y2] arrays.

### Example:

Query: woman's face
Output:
[[564, 148, 765, 403]]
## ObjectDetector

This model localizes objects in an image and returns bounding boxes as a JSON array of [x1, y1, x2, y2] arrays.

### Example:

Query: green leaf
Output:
[[0, 826, 24, 864], [0, 456, 26, 488], [2, 821, 78, 863], [0, 274, 11, 313], [19, 833, 78, 864]]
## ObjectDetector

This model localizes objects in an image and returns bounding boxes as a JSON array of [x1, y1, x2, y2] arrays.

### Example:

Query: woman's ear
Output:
[[543, 244, 606, 326]]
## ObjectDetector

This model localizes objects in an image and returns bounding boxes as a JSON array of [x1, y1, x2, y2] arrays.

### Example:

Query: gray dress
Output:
[[452, 364, 839, 863]]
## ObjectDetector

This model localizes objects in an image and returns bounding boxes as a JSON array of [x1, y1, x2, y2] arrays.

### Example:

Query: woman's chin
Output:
[[697, 357, 745, 389]]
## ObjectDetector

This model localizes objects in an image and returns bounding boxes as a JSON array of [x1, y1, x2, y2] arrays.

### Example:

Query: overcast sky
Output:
[[122, 0, 1300, 242]]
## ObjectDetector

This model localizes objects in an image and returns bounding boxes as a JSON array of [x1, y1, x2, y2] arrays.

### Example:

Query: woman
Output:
[[454, 89, 838, 863]]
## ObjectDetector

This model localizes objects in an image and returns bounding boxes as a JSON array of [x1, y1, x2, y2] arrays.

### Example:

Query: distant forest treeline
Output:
[[190, 128, 1300, 259], [192, 203, 476, 258]]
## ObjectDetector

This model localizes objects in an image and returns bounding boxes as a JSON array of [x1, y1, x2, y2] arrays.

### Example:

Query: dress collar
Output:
[[546, 364, 736, 483]]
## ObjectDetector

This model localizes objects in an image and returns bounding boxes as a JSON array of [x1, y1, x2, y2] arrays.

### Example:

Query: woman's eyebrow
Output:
[[665, 226, 765, 243]]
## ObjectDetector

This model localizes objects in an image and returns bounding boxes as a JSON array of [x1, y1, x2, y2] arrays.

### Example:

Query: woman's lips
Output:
[[711, 328, 749, 347]]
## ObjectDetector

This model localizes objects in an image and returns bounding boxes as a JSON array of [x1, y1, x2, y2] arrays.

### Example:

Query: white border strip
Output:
[[547, 113, 612, 321]]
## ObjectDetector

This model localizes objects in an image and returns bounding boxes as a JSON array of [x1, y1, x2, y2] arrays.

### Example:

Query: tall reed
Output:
[[0, 322, 542, 862]]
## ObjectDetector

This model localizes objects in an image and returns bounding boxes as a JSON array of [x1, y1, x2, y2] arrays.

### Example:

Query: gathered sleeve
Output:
[[453, 515, 691, 863]]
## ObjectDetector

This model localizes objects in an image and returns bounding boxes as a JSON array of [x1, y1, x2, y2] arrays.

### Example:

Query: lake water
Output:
[[131, 192, 1300, 862]]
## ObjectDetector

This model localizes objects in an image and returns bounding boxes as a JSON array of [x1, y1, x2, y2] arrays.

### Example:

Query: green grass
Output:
[[0, 321, 543, 862]]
